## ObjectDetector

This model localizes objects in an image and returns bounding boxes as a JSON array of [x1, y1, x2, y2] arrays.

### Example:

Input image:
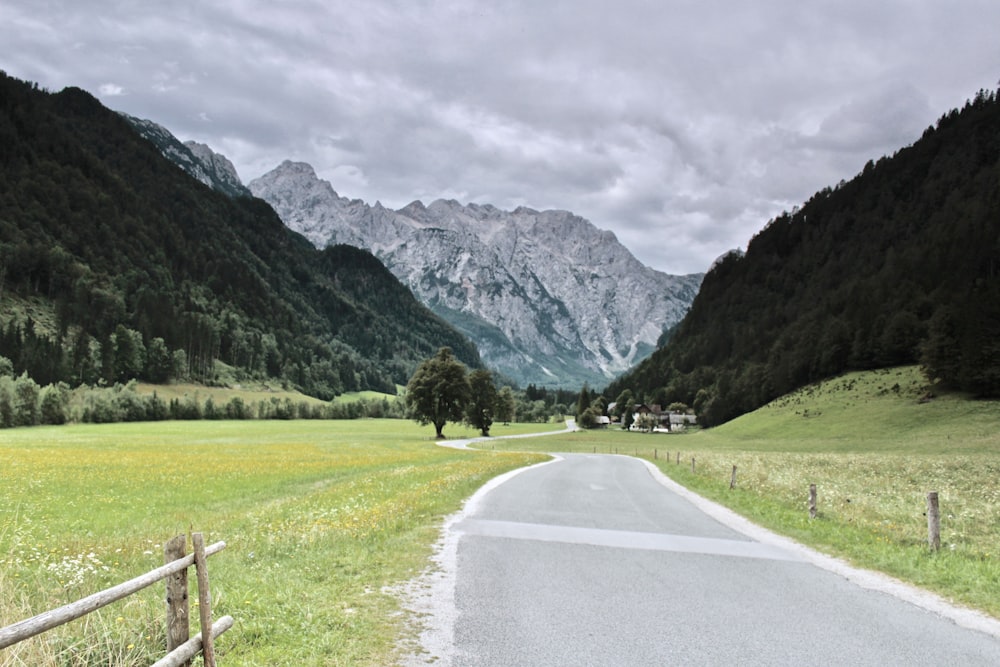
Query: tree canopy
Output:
[[465, 368, 498, 436], [405, 347, 471, 438]]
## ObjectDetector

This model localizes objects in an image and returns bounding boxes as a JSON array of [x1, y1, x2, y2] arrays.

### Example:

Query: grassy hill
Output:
[[702, 365, 998, 453]]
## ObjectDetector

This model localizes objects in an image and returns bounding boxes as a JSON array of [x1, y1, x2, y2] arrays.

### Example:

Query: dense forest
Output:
[[607, 86, 1000, 426], [0, 72, 481, 398]]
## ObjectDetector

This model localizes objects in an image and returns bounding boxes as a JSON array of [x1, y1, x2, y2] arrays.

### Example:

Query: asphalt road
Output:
[[402, 452, 1000, 666]]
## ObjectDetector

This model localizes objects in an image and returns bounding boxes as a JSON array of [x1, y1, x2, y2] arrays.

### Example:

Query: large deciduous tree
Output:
[[405, 347, 470, 439], [495, 386, 516, 425], [465, 369, 498, 436]]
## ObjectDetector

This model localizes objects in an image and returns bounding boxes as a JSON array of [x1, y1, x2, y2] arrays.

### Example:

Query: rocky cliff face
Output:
[[250, 161, 702, 388], [120, 114, 251, 198]]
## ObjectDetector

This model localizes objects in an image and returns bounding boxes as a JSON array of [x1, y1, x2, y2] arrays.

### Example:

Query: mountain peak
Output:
[[119, 118, 705, 388], [251, 173, 703, 388], [274, 159, 318, 177]]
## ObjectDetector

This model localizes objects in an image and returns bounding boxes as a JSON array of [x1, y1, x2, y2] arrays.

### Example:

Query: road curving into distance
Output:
[[399, 436, 1000, 666]]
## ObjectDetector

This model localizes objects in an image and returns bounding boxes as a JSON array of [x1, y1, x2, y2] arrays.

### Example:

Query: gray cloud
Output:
[[2, 0, 998, 273]]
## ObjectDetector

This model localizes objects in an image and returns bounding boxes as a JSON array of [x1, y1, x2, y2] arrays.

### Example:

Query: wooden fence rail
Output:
[[670, 456, 947, 551], [0, 533, 230, 666]]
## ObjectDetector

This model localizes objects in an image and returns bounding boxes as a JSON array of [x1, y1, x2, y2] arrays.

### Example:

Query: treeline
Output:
[[0, 72, 479, 400], [608, 87, 1000, 426], [0, 362, 405, 429], [517, 383, 583, 423]]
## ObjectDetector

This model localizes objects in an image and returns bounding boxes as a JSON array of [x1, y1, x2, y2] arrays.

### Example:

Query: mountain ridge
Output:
[[249, 160, 703, 388], [120, 113, 252, 198]]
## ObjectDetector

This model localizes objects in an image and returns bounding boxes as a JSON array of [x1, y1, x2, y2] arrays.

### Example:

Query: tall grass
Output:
[[0, 420, 549, 665], [492, 367, 1000, 618]]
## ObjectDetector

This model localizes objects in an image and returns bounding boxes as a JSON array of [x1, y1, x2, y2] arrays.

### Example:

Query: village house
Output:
[[627, 404, 697, 432]]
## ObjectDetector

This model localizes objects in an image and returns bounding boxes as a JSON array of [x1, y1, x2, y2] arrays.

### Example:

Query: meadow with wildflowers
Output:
[[0, 419, 551, 665], [494, 366, 1000, 620]]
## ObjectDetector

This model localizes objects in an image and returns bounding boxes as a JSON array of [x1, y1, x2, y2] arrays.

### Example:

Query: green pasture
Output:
[[134, 382, 334, 406], [134, 382, 406, 407], [0, 419, 552, 665], [494, 366, 1000, 618]]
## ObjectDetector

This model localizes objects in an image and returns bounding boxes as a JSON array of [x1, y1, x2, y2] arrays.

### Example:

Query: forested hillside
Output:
[[608, 87, 1000, 425], [0, 72, 480, 398]]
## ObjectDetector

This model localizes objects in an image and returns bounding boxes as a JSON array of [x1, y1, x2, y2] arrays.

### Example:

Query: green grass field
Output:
[[0, 420, 553, 665], [4, 366, 998, 663], [490, 366, 1000, 618]]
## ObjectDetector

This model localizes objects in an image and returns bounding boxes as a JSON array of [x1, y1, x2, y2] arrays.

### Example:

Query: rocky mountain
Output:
[[249, 161, 703, 388], [120, 114, 251, 198], [0, 73, 480, 397]]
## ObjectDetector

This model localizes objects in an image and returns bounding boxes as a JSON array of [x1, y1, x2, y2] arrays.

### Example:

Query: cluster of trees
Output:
[[405, 348, 517, 438], [0, 367, 71, 428], [0, 72, 480, 402], [608, 87, 1000, 426], [573, 382, 605, 429], [1, 320, 188, 387], [0, 355, 405, 429], [514, 383, 583, 424], [3, 342, 583, 431]]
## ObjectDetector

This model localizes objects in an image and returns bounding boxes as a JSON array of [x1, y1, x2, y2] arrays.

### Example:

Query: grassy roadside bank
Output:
[[489, 367, 1000, 619], [0, 420, 552, 665]]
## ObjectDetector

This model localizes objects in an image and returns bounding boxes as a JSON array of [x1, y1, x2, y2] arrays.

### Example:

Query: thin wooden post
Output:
[[809, 484, 817, 519], [164, 535, 189, 664], [927, 492, 941, 551], [729, 465, 737, 490], [690, 457, 695, 473], [676, 452, 679, 465], [191, 533, 216, 667], [654, 449, 658, 460]]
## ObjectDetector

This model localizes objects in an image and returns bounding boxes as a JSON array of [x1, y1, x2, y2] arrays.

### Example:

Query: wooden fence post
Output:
[[927, 491, 941, 551], [676, 452, 680, 465], [1, 537, 226, 661], [809, 484, 817, 519], [729, 465, 737, 490], [192, 533, 216, 667], [690, 457, 695, 474], [164, 535, 189, 663]]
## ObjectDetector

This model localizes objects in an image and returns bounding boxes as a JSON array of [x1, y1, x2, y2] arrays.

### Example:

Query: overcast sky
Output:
[[3, 1, 998, 274]]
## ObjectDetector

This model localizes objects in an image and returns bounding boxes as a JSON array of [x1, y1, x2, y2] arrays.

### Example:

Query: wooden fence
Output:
[[609, 445, 947, 552], [710, 462, 943, 551], [0, 532, 232, 666]]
